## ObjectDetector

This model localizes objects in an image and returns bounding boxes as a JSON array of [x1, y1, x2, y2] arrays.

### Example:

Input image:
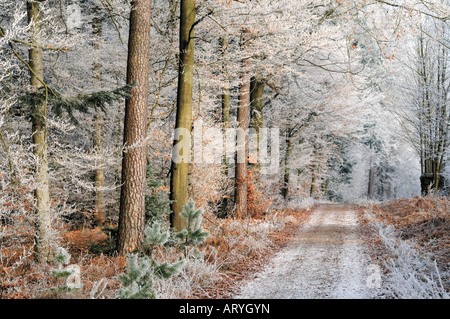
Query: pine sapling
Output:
[[174, 201, 209, 252], [50, 247, 82, 294], [116, 253, 156, 299], [144, 221, 170, 257], [116, 222, 183, 299]]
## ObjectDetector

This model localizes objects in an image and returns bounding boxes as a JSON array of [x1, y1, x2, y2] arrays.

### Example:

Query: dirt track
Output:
[[234, 203, 380, 299]]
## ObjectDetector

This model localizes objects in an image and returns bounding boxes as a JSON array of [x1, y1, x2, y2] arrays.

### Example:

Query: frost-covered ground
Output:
[[234, 204, 380, 299]]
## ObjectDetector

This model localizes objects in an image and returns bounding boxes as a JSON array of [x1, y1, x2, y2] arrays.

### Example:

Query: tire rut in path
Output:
[[234, 203, 378, 299]]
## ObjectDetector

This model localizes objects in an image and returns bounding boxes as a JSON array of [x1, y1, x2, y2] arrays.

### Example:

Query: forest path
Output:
[[234, 203, 378, 299]]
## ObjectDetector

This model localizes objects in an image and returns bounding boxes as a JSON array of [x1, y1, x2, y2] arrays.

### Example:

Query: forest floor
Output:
[[1, 197, 448, 299]]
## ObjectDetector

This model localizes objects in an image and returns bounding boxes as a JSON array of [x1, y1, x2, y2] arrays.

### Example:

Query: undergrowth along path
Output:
[[234, 203, 380, 299]]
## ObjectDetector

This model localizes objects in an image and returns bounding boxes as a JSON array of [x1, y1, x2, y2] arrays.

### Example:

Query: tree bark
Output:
[[310, 142, 318, 197], [415, 27, 448, 196], [93, 113, 106, 225], [282, 130, 292, 199], [92, 7, 106, 226], [249, 76, 265, 171], [220, 36, 231, 129], [218, 35, 230, 218], [367, 153, 375, 199], [27, 0, 52, 263], [170, 0, 196, 231], [117, 0, 151, 255], [234, 29, 251, 219], [385, 165, 392, 200]]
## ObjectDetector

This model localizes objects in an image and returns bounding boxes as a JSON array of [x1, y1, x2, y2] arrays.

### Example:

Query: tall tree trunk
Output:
[[234, 29, 251, 219], [93, 114, 106, 224], [27, 0, 52, 263], [170, 0, 196, 231], [415, 27, 448, 196], [367, 152, 375, 199], [310, 142, 318, 197], [249, 76, 265, 171], [220, 36, 230, 130], [385, 163, 392, 200], [218, 35, 230, 218], [281, 130, 292, 199], [117, 0, 151, 255], [92, 7, 106, 226]]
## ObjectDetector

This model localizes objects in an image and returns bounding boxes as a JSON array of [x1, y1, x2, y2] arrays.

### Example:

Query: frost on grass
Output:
[[376, 223, 449, 299], [154, 248, 223, 299], [223, 213, 294, 257]]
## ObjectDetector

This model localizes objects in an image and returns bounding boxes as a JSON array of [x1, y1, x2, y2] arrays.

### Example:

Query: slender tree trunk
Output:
[[92, 7, 106, 226], [432, 32, 448, 195], [93, 113, 106, 224], [322, 179, 329, 196], [234, 29, 251, 219], [27, 0, 52, 263], [170, 0, 196, 231], [415, 28, 447, 196], [220, 36, 230, 129], [385, 165, 392, 200], [282, 130, 292, 199], [222, 87, 230, 128], [117, 0, 151, 255], [309, 172, 316, 197], [218, 35, 230, 218], [249, 76, 265, 171], [368, 151, 375, 199], [310, 142, 318, 197]]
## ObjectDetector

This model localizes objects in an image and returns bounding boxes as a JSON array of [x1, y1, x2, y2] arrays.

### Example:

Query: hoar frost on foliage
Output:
[[222, 213, 296, 256], [374, 222, 449, 299], [153, 249, 223, 299]]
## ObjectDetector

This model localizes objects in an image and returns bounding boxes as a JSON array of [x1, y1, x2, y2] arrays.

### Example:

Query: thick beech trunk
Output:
[[170, 0, 196, 231]]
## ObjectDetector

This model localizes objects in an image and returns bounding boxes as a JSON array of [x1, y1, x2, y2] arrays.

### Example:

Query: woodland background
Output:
[[0, 0, 449, 299]]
